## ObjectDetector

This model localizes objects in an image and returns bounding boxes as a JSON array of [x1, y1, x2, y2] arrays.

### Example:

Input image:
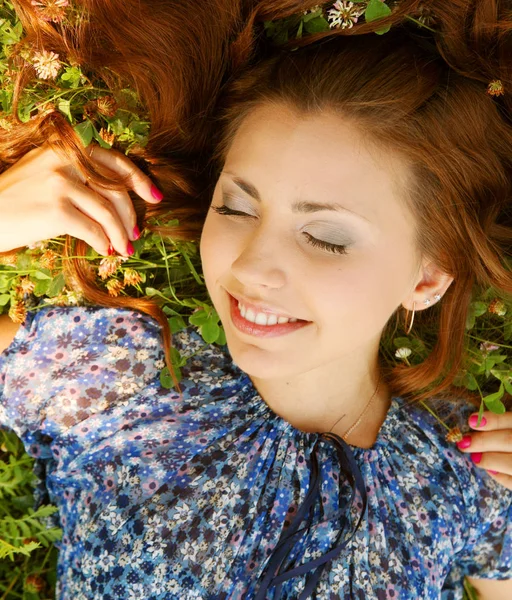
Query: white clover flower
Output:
[[32, 49, 62, 80], [327, 1, 365, 30], [395, 347, 412, 359]]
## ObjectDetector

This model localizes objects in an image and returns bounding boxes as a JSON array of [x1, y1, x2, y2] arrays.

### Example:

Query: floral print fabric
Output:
[[0, 305, 511, 600]]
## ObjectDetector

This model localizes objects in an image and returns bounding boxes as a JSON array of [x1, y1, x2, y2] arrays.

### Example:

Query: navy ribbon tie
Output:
[[253, 432, 368, 600]]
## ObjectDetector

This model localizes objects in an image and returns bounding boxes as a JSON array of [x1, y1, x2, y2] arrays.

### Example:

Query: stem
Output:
[[419, 400, 451, 431], [469, 334, 512, 351], [0, 572, 21, 600], [404, 15, 437, 33]]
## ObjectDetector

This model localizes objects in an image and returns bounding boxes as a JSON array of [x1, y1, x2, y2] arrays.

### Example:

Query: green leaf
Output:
[[304, 16, 330, 34], [365, 0, 392, 35], [200, 319, 220, 344], [33, 270, 52, 280], [462, 372, 478, 391], [57, 99, 73, 123], [482, 382, 505, 408], [168, 315, 186, 333], [74, 120, 94, 147], [0, 294, 9, 306], [215, 327, 226, 346], [159, 365, 182, 389], [59, 66, 82, 89], [33, 278, 51, 297], [91, 124, 112, 149], [47, 273, 66, 297], [485, 399, 507, 414]]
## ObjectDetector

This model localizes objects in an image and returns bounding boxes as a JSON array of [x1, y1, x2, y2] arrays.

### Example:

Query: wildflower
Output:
[[303, 4, 322, 15], [99, 127, 116, 146], [445, 426, 463, 443], [0, 252, 19, 267], [487, 80, 505, 97], [488, 298, 507, 316], [19, 277, 36, 296], [395, 347, 412, 359], [123, 268, 143, 287], [32, 49, 62, 80], [98, 256, 124, 280], [479, 341, 500, 353], [65, 289, 83, 305], [96, 96, 118, 117], [327, 1, 365, 30], [9, 299, 27, 324], [106, 279, 125, 297], [39, 249, 59, 270], [25, 574, 46, 593], [31, 0, 69, 24], [28, 240, 49, 251]]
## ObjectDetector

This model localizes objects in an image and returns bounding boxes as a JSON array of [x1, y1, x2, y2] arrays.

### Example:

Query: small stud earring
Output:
[[434, 293, 442, 301], [423, 298, 431, 306]]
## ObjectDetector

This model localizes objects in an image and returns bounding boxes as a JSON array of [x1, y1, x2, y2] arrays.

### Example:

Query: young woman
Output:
[[1, 1, 512, 598]]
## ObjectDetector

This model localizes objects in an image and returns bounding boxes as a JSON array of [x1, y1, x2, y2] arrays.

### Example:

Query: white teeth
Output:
[[238, 302, 295, 326]]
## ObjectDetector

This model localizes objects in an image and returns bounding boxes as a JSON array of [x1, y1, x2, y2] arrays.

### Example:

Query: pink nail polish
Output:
[[470, 452, 482, 464], [126, 242, 135, 256], [488, 470, 499, 475], [469, 414, 487, 428], [456, 436, 472, 450], [151, 185, 164, 202], [133, 225, 140, 240]]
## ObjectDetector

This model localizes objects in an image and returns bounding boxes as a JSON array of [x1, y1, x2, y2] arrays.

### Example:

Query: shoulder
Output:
[[388, 396, 512, 515]]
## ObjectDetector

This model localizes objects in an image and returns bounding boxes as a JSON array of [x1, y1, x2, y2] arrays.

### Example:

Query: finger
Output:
[[488, 471, 512, 491], [85, 179, 139, 242], [87, 145, 164, 204], [467, 410, 512, 431], [455, 429, 512, 453], [60, 181, 132, 257], [466, 451, 512, 478]]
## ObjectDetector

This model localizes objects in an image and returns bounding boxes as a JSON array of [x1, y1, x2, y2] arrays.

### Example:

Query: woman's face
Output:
[[200, 103, 429, 382]]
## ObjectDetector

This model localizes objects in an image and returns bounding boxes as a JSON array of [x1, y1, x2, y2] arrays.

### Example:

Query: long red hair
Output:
[[1, 1, 511, 407]]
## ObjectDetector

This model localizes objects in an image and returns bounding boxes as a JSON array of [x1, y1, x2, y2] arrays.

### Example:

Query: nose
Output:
[[230, 228, 288, 291]]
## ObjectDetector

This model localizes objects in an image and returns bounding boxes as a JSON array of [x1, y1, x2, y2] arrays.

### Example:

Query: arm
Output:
[[466, 576, 512, 599], [0, 314, 21, 354]]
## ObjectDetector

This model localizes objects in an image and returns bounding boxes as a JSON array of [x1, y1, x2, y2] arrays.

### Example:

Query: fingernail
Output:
[[456, 435, 472, 450], [151, 184, 164, 202], [126, 241, 135, 256], [108, 245, 114, 256], [132, 225, 140, 240], [470, 452, 482, 464], [469, 414, 487, 428], [488, 470, 499, 475]]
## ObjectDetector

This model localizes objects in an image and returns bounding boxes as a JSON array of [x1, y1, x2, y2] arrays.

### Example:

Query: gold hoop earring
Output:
[[405, 301, 416, 335]]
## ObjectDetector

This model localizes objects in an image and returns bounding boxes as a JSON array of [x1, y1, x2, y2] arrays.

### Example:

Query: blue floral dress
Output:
[[0, 305, 511, 600]]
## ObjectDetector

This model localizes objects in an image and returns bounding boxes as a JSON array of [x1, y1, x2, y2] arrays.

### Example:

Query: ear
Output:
[[402, 259, 454, 312]]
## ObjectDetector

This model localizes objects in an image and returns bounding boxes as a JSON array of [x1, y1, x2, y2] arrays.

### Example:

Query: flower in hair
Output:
[[395, 347, 412, 359], [31, 0, 69, 24], [31, 49, 62, 80], [486, 79, 505, 97], [327, 1, 365, 30]]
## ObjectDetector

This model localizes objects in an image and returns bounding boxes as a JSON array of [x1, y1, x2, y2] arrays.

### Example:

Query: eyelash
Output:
[[211, 205, 348, 256]]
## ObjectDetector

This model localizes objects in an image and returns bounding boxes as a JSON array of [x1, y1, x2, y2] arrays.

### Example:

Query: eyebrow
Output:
[[224, 173, 370, 222]]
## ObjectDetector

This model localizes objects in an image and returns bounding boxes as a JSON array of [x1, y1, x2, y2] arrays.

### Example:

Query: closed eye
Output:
[[211, 204, 348, 256]]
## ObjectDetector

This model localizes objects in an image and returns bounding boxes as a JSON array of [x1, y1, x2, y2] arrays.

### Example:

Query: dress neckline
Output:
[[236, 371, 403, 453]]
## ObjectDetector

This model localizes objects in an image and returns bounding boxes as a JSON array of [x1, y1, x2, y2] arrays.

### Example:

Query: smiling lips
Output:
[[228, 292, 311, 338]]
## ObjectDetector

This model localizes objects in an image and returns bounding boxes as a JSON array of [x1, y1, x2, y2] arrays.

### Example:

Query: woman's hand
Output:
[[456, 411, 512, 490], [0, 143, 164, 257]]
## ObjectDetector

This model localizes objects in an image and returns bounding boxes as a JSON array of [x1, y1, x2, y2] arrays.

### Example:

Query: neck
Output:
[[248, 366, 392, 449]]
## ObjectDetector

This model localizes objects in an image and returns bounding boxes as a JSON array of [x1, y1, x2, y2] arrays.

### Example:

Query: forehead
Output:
[[224, 102, 413, 223]]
